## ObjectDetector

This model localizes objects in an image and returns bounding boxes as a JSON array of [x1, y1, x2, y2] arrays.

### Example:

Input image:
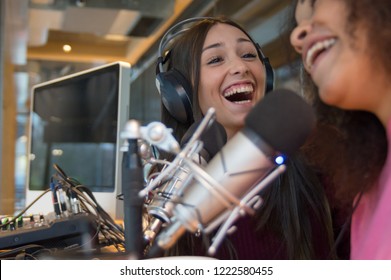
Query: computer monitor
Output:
[[25, 61, 131, 219]]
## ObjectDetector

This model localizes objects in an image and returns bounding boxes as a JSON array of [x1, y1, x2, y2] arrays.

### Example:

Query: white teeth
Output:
[[234, 100, 251, 104], [306, 38, 336, 70], [224, 84, 253, 97]]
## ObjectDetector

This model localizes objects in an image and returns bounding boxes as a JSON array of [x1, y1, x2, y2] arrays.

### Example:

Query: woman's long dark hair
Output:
[[158, 16, 335, 259]]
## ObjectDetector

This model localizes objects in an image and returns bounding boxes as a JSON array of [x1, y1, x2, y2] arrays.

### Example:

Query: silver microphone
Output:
[[148, 89, 316, 257], [143, 113, 227, 244]]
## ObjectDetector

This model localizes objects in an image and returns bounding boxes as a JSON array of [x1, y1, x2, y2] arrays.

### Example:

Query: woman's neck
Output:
[[226, 127, 241, 141]]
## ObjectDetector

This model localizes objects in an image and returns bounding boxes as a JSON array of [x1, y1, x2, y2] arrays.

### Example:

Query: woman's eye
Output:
[[207, 56, 223, 65], [242, 52, 257, 59]]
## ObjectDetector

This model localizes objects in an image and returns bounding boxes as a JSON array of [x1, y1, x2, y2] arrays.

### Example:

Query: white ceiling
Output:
[[5, 0, 294, 72]]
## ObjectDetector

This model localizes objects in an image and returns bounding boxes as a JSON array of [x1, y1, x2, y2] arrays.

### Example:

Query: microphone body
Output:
[[173, 128, 275, 230], [143, 165, 191, 244], [143, 118, 227, 244], [153, 129, 276, 250], [149, 89, 316, 256], [146, 164, 192, 223]]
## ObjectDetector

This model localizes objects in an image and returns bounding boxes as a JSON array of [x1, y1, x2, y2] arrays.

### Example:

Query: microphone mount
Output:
[[137, 107, 287, 257]]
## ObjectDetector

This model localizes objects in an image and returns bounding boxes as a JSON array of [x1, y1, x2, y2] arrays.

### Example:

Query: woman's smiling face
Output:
[[290, 0, 389, 121], [198, 23, 266, 139]]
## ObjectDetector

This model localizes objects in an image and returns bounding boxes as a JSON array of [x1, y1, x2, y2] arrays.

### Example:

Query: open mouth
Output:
[[306, 38, 336, 70], [223, 84, 254, 104]]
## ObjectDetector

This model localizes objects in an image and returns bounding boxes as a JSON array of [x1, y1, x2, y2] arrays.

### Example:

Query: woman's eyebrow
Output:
[[202, 42, 222, 53], [202, 37, 252, 53]]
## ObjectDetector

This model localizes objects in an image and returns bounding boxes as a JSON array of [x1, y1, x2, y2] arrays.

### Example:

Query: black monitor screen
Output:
[[28, 63, 128, 193]]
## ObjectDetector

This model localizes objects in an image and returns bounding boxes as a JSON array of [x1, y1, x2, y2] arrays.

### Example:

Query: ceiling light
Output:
[[63, 44, 72, 52]]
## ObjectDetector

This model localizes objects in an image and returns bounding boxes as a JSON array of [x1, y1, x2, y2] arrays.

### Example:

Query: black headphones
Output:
[[156, 17, 274, 124]]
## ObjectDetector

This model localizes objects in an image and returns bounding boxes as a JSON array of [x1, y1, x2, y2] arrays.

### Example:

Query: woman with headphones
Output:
[[151, 16, 335, 259]]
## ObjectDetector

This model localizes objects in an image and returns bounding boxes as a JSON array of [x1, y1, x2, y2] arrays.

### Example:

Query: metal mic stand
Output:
[[120, 120, 144, 259]]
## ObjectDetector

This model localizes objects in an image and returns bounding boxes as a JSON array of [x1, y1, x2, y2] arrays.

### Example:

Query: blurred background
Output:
[[0, 0, 301, 215]]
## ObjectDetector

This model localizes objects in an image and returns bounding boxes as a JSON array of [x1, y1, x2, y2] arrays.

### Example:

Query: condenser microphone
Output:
[[143, 119, 227, 244], [147, 89, 316, 257]]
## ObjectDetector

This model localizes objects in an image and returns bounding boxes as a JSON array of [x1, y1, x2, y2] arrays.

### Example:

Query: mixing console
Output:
[[0, 213, 97, 251]]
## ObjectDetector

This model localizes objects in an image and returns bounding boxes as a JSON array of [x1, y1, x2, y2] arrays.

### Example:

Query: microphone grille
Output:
[[245, 89, 316, 155]]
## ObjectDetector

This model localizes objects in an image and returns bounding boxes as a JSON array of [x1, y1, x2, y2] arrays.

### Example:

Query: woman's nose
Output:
[[290, 22, 311, 54], [229, 58, 249, 75]]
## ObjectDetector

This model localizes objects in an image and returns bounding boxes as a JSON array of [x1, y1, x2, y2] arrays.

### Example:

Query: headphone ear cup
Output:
[[156, 68, 194, 124]]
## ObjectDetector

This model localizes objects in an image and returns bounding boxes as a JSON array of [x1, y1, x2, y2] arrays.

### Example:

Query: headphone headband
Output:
[[158, 17, 213, 68]]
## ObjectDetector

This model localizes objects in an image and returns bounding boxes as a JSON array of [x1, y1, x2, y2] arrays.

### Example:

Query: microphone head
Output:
[[180, 120, 227, 160], [245, 88, 316, 155]]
